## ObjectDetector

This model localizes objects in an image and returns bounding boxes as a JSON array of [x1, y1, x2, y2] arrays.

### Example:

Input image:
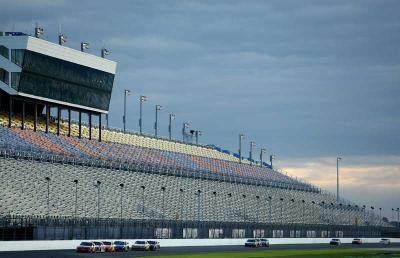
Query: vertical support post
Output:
[[8, 96, 12, 128], [67, 108, 71, 137], [45, 104, 49, 133], [57, 106, 61, 135], [88, 112, 92, 140], [98, 113, 102, 142], [78, 111, 82, 139], [34, 103, 37, 132], [21, 100, 25, 130]]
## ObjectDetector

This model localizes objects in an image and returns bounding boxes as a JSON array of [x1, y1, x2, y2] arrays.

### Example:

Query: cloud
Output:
[[108, 35, 201, 51], [277, 155, 400, 218]]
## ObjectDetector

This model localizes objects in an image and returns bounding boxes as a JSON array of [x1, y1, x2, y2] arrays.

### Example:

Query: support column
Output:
[[57, 106, 61, 135], [21, 100, 25, 130], [45, 104, 49, 133], [8, 96, 12, 128], [68, 108, 71, 137], [34, 103, 37, 132], [78, 111, 82, 139], [88, 112, 92, 140], [98, 113, 102, 142]]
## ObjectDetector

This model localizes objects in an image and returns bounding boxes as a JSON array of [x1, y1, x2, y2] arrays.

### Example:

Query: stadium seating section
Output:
[[0, 112, 385, 227], [0, 112, 312, 190]]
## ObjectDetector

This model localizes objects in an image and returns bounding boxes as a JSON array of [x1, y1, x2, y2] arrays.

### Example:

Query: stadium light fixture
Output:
[[337, 157, 342, 202], [182, 122, 190, 142], [34, 24, 44, 38], [238, 134, 244, 163], [101, 48, 110, 58], [260, 148, 266, 167], [123, 89, 132, 132], [58, 34, 67, 46], [80, 42, 89, 52], [139, 96, 147, 134], [154, 105, 162, 137], [168, 113, 175, 140]]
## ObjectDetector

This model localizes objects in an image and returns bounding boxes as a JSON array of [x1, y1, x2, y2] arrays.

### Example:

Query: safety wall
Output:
[[0, 238, 399, 252]]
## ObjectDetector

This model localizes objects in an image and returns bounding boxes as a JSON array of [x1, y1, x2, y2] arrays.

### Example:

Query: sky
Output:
[[1, 0, 399, 219]]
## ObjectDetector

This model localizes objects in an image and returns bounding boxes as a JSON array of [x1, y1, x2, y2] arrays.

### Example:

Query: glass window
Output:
[[11, 72, 20, 90], [0, 45, 9, 59], [183, 228, 198, 239], [0, 68, 9, 85], [18, 50, 114, 111], [11, 49, 25, 66]]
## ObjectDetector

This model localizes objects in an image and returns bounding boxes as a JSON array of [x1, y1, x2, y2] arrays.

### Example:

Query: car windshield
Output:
[[247, 240, 255, 242], [333, 239, 339, 241], [80, 242, 92, 246], [114, 241, 124, 245], [135, 241, 146, 244], [261, 239, 267, 241], [148, 241, 157, 244], [93, 242, 101, 245], [354, 239, 360, 240], [103, 242, 111, 245]]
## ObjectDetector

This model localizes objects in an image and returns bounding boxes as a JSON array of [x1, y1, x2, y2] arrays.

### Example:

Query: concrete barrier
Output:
[[0, 238, 399, 252]]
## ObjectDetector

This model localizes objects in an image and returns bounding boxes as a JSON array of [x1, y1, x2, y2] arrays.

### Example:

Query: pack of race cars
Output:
[[76, 240, 160, 253]]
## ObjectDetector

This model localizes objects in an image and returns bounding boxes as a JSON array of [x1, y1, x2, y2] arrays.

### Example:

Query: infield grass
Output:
[[144, 248, 400, 258]]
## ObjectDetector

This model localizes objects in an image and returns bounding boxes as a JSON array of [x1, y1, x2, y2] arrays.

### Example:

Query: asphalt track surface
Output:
[[1, 243, 399, 258]]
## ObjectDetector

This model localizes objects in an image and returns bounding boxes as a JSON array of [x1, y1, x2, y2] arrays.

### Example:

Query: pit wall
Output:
[[0, 238, 399, 252]]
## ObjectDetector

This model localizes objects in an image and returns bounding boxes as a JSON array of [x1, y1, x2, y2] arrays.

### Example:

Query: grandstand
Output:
[[0, 30, 397, 241]]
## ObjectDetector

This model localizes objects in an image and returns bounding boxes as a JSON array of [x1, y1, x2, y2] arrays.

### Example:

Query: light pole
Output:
[[168, 113, 175, 140], [260, 148, 266, 167], [119, 183, 124, 239], [255, 196, 260, 224], [161, 186, 166, 220], [337, 157, 342, 202], [212, 191, 217, 222], [280, 198, 284, 225], [379, 207, 382, 218], [123, 89, 132, 132], [154, 105, 162, 137], [119, 183, 124, 220], [302, 200, 305, 224], [182, 122, 189, 142], [397, 208, 400, 228], [95, 181, 101, 220], [73, 179, 78, 218], [249, 141, 255, 165], [270, 154, 275, 169], [196, 190, 201, 221], [45, 177, 50, 217], [139, 95, 147, 134], [238, 134, 244, 163], [141, 185, 145, 219], [311, 201, 316, 224], [194, 130, 202, 144], [242, 194, 247, 222], [268, 196, 272, 224], [227, 193, 232, 222], [179, 188, 184, 220]]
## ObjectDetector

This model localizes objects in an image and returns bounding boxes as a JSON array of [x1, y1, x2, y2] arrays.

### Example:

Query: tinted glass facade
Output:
[[0, 68, 9, 85], [0, 45, 9, 59], [11, 49, 24, 66], [15, 50, 114, 111]]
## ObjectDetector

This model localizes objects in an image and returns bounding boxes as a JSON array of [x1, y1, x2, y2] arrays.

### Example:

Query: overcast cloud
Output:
[[1, 0, 399, 218]]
